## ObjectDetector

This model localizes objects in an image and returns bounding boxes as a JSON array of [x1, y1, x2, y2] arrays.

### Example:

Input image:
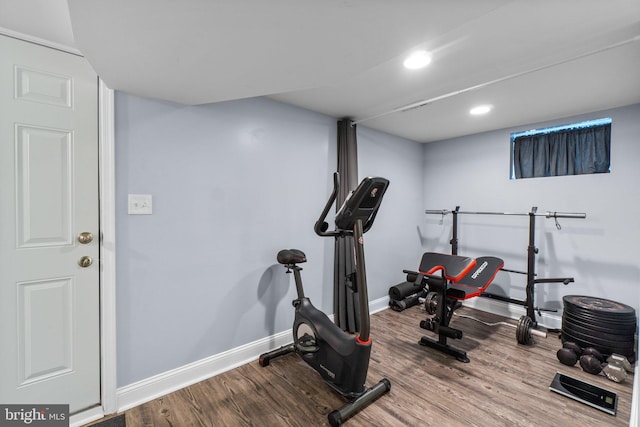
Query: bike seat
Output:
[[277, 249, 307, 265]]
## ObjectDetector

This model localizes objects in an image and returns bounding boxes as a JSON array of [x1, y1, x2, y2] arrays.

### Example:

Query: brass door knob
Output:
[[78, 232, 93, 244], [78, 256, 93, 268]]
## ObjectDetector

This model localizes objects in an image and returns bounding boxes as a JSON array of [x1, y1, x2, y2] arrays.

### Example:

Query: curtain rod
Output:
[[352, 35, 640, 126]]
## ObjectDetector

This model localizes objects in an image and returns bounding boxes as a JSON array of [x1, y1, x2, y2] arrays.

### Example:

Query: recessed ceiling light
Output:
[[470, 105, 493, 115], [403, 50, 431, 69]]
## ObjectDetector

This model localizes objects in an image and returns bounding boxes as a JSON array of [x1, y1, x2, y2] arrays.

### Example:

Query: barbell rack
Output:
[[424, 206, 587, 325]]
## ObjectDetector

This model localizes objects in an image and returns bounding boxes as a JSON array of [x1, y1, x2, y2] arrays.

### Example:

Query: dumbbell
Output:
[[557, 343, 603, 374], [602, 354, 634, 383], [556, 342, 632, 382], [556, 342, 582, 366], [579, 348, 604, 375]]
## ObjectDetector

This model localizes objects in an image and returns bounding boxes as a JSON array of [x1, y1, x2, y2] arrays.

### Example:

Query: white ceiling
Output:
[[2, 0, 639, 142]]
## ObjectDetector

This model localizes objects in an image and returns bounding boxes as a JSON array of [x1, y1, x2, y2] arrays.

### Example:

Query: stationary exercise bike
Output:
[[259, 173, 391, 426]]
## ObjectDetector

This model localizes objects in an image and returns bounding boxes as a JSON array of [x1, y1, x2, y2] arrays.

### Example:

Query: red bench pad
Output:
[[418, 252, 476, 282], [447, 256, 504, 300], [418, 253, 504, 300]]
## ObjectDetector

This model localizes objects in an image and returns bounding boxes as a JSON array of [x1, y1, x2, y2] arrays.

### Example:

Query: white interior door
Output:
[[0, 34, 100, 413]]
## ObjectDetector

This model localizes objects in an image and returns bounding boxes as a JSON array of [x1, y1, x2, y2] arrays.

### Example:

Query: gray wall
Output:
[[115, 92, 637, 389], [114, 93, 424, 387], [421, 104, 640, 324], [357, 126, 424, 299]]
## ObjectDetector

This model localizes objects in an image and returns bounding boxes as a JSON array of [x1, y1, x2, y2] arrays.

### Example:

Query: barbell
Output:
[[423, 293, 546, 345]]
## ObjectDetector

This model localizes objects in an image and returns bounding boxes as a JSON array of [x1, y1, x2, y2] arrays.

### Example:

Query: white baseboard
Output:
[[69, 406, 104, 427], [116, 297, 390, 413], [116, 329, 292, 412], [370, 295, 390, 314]]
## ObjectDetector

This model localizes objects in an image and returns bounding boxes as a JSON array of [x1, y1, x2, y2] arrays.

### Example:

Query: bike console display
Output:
[[315, 174, 389, 237], [335, 177, 389, 231]]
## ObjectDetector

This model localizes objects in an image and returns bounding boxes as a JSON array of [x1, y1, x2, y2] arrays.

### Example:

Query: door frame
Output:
[[67, 78, 117, 427], [98, 80, 117, 416], [0, 27, 118, 424]]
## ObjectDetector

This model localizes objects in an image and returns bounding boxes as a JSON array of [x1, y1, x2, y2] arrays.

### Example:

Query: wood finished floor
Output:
[[96, 306, 634, 426]]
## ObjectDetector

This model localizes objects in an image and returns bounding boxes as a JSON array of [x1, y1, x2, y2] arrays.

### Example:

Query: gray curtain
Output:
[[335, 119, 359, 332], [514, 124, 610, 178]]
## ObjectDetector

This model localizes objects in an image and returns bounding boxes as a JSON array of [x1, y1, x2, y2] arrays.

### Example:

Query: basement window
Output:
[[510, 117, 611, 179]]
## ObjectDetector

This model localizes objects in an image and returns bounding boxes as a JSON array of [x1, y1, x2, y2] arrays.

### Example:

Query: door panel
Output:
[[0, 34, 100, 413], [15, 124, 73, 247], [18, 277, 73, 385]]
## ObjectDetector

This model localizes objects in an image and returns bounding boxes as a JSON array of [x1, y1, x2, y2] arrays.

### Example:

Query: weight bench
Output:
[[416, 252, 504, 362]]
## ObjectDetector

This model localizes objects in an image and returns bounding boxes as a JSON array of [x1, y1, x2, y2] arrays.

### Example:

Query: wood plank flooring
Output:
[[95, 306, 635, 426]]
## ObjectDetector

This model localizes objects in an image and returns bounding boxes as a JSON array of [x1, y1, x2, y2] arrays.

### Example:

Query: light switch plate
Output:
[[128, 194, 152, 214]]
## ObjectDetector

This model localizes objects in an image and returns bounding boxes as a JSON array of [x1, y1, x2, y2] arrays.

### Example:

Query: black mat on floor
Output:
[[91, 414, 125, 427]]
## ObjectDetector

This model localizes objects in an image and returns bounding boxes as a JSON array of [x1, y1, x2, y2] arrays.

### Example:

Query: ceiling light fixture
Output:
[[403, 50, 431, 69], [470, 104, 493, 115]]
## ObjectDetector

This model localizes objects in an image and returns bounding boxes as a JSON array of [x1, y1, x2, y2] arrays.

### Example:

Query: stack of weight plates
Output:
[[562, 295, 636, 362]]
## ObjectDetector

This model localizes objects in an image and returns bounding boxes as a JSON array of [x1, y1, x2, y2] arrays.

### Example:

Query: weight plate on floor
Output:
[[564, 305, 637, 324], [562, 313, 637, 335], [561, 331, 635, 356], [561, 328, 632, 348], [562, 310, 637, 330], [561, 328, 636, 351], [562, 320, 636, 340], [562, 323, 634, 345], [563, 308, 637, 325], [563, 295, 636, 317], [562, 325, 635, 346], [561, 323, 634, 345], [516, 315, 534, 345]]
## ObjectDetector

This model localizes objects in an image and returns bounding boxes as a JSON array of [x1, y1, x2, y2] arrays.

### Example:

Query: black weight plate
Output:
[[562, 318, 637, 339], [561, 330, 636, 356], [563, 295, 636, 314], [563, 308, 637, 327], [564, 305, 637, 323], [564, 305, 636, 319], [562, 323, 634, 345], [561, 327, 636, 351], [561, 328, 634, 349], [562, 322, 634, 345], [517, 315, 534, 345], [562, 312, 637, 335], [563, 310, 637, 325], [562, 325, 635, 345], [563, 295, 636, 317], [563, 315, 636, 335], [563, 310, 636, 329], [562, 320, 637, 339], [564, 303, 637, 321]]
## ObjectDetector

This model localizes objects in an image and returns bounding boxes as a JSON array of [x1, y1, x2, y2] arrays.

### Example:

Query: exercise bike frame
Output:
[[259, 173, 390, 426]]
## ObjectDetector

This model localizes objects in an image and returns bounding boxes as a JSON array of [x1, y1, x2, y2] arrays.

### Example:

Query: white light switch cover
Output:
[[128, 194, 153, 214]]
